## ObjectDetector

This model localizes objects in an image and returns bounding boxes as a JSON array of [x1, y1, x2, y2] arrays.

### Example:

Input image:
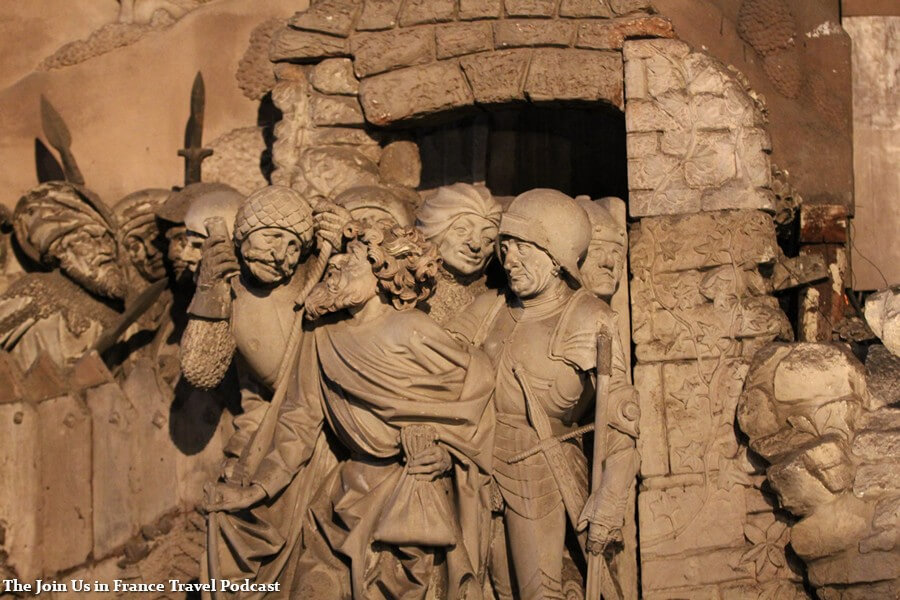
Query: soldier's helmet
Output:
[[499, 188, 592, 285], [182, 184, 245, 238], [233, 185, 314, 249]]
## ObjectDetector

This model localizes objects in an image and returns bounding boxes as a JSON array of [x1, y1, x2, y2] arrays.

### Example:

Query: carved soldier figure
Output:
[[0, 181, 126, 370], [115, 188, 170, 286], [576, 197, 627, 302], [416, 183, 503, 325], [204, 221, 495, 600], [448, 189, 639, 600]]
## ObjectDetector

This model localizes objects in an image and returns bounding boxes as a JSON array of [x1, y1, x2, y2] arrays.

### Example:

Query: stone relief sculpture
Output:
[[0, 181, 126, 370], [447, 190, 639, 600], [416, 183, 502, 325], [203, 219, 495, 598]]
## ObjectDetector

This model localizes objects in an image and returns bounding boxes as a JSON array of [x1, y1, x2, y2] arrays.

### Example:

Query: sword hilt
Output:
[[507, 423, 595, 463]]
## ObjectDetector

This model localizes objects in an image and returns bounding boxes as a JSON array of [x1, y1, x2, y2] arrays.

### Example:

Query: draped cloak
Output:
[[210, 307, 496, 599]]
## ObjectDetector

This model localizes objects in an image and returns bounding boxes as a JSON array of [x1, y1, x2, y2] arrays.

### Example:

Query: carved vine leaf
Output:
[[717, 454, 753, 491], [658, 239, 682, 262], [647, 492, 682, 535], [741, 521, 790, 577]]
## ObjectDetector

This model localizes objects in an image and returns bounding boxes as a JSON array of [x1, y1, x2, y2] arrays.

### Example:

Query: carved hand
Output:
[[586, 522, 622, 555], [221, 457, 248, 485], [313, 201, 353, 249], [202, 481, 265, 513], [407, 445, 452, 481], [197, 217, 239, 287]]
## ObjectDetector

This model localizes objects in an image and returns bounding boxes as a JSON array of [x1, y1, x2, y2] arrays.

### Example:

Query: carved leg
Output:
[[504, 505, 567, 600], [488, 513, 515, 600]]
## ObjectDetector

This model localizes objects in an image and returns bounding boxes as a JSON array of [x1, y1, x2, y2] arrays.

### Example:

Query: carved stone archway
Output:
[[266, 2, 799, 597]]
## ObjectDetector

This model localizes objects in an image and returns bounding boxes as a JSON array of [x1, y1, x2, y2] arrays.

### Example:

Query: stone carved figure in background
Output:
[[417, 183, 502, 325], [448, 189, 640, 600], [576, 197, 627, 302], [181, 183, 245, 276], [115, 188, 170, 286], [204, 221, 495, 599], [333, 184, 416, 228], [0, 181, 126, 370]]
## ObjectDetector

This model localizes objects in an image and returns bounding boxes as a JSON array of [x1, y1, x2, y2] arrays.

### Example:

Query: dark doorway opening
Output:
[[412, 105, 628, 202]]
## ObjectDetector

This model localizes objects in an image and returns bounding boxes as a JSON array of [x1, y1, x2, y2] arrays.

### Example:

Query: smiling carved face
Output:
[[437, 214, 498, 277]]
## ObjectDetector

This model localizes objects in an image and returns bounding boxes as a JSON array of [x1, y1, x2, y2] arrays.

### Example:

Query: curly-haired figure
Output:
[[205, 220, 496, 600]]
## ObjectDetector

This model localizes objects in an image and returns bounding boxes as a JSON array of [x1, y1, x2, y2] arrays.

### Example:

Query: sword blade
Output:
[[185, 71, 206, 149]]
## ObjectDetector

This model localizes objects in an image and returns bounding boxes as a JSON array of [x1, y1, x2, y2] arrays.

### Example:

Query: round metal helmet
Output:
[[334, 185, 415, 227], [183, 186, 245, 238], [499, 188, 592, 285]]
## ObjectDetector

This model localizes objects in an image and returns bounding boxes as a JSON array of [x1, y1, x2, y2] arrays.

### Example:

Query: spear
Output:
[[40, 95, 84, 185], [177, 71, 214, 185]]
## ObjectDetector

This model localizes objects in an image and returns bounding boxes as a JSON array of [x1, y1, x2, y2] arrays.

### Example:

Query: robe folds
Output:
[[209, 307, 496, 599]]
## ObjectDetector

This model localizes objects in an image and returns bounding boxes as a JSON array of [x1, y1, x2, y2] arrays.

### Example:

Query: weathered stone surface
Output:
[[525, 49, 622, 106], [623, 37, 689, 61], [790, 494, 872, 560], [627, 131, 658, 158], [629, 211, 779, 273], [0, 401, 40, 580], [768, 437, 853, 515], [852, 429, 900, 461], [436, 22, 493, 58], [683, 52, 728, 96], [23, 354, 68, 402], [289, 0, 361, 37], [398, 0, 455, 26], [38, 395, 92, 573], [459, 0, 503, 20], [808, 548, 900, 587], [460, 49, 531, 104], [311, 58, 359, 95], [352, 27, 435, 77], [629, 189, 701, 217], [311, 94, 365, 126], [356, 0, 402, 31], [635, 336, 743, 363], [576, 17, 674, 50], [720, 582, 808, 599], [683, 131, 736, 187], [702, 185, 775, 212], [270, 27, 349, 61], [853, 462, 900, 498], [773, 343, 866, 404], [69, 351, 113, 391], [635, 363, 668, 477], [625, 98, 688, 133], [609, 0, 651, 15], [738, 128, 773, 186], [87, 383, 138, 559], [307, 125, 381, 148], [866, 345, 900, 409], [359, 62, 475, 125], [0, 350, 25, 402], [693, 85, 765, 129], [627, 153, 679, 190], [642, 547, 752, 591], [559, 0, 613, 18], [640, 483, 746, 556], [772, 253, 828, 291], [494, 19, 575, 49], [503, 0, 556, 17], [379, 141, 421, 188]]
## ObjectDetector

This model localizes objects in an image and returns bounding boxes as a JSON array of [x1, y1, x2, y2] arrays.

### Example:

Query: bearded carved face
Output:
[[123, 221, 166, 282], [436, 214, 498, 277], [581, 238, 625, 299], [305, 242, 378, 319], [165, 225, 192, 280], [52, 227, 127, 300], [500, 237, 559, 300], [239, 228, 302, 286]]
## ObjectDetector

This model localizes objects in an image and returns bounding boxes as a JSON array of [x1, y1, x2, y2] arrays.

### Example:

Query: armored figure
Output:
[[448, 189, 639, 600], [416, 183, 503, 325], [576, 197, 627, 302], [204, 221, 495, 599], [0, 181, 126, 370]]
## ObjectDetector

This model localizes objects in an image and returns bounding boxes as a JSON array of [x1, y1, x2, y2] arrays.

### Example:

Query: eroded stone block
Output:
[[379, 141, 422, 188], [311, 58, 359, 95], [642, 546, 752, 591], [773, 343, 866, 404], [627, 132, 658, 158], [359, 61, 475, 125], [503, 0, 556, 17], [356, 0, 402, 31], [0, 351, 25, 402], [559, 0, 613, 18], [398, 0, 455, 26], [702, 185, 775, 212], [289, 0, 361, 37], [311, 94, 365, 126], [629, 189, 702, 217], [494, 19, 575, 48], [768, 437, 853, 515], [460, 49, 531, 104], [352, 27, 435, 77], [684, 131, 736, 188], [635, 363, 668, 477], [270, 27, 349, 62], [576, 16, 674, 50], [525, 49, 622, 106], [609, 0, 652, 15], [853, 462, 900, 498], [459, 0, 503, 20], [623, 38, 689, 61], [436, 22, 493, 58]]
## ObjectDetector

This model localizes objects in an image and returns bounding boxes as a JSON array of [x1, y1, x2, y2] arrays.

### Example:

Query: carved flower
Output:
[[741, 520, 790, 577]]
